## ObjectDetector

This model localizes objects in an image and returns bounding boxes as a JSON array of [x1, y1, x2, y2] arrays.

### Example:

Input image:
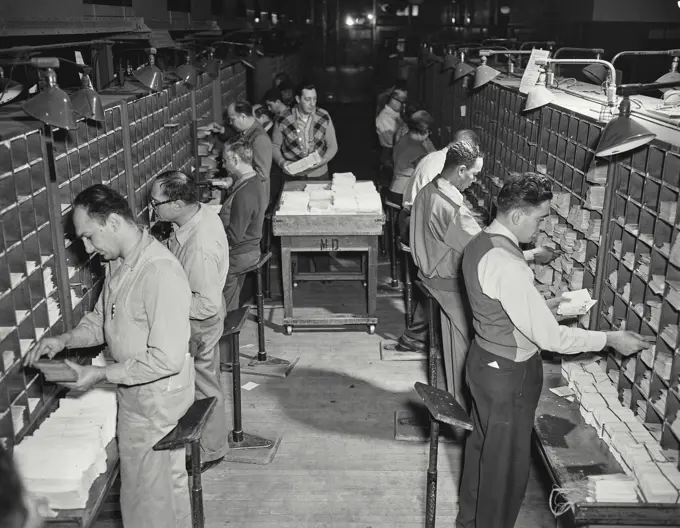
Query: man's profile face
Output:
[[458, 157, 484, 191], [226, 106, 248, 132], [516, 200, 551, 244], [296, 88, 317, 115], [73, 206, 119, 261]]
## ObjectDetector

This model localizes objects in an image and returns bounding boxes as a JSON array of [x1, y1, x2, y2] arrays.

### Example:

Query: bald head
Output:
[[225, 100, 255, 132]]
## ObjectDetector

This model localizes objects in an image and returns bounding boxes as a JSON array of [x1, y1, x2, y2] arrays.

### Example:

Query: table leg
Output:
[[367, 237, 378, 318], [281, 239, 294, 321]]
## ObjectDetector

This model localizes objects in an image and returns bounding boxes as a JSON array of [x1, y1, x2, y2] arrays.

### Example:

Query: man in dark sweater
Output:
[[219, 139, 266, 312]]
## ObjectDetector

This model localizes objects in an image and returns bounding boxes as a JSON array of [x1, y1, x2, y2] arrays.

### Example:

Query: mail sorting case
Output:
[[415, 68, 680, 466], [0, 61, 249, 455]]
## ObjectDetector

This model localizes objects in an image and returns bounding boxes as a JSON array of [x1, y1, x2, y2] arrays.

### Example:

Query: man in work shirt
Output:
[[385, 129, 480, 355], [375, 88, 407, 174], [457, 173, 654, 528], [151, 171, 229, 473], [223, 100, 273, 204], [272, 82, 338, 181], [410, 141, 557, 409], [219, 139, 266, 312], [26, 184, 194, 528]]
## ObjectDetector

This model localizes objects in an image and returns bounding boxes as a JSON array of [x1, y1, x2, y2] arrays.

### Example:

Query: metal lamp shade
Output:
[[200, 59, 220, 79], [453, 62, 475, 82], [474, 64, 500, 89], [655, 71, 680, 93], [595, 117, 656, 157], [132, 63, 163, 92], [22, 85, 77, 130], [176, 63, 198, 87], [0, 78, 22, 104], [524, 85, 554, 112], [71, 85, 105, 122], [582, 64, 622, 85], [442, 53, 459, 71]]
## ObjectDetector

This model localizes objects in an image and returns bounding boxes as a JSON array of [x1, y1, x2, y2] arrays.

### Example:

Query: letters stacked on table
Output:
[[14, 386, 118, 510], [277, 176, 382, 215], [560, 358, 680, 503], [586, 474, 639, 503]]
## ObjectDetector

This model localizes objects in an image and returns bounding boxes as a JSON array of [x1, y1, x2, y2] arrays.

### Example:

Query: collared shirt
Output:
[[68, 229, 192, 386], [240, 121, 272, 186], [410, 178, 481, 291], [476, 220, 607, 361], [391, 134, 436, 194], [167, 204, 229, 321], [402, 148, 447, 209], [375, 105, 402, 148]]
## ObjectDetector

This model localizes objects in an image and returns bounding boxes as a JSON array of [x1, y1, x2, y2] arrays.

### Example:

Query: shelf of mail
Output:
[[13, 371, 119, 528], [534, 359, 680, 526], [272, 177, 384, 335]]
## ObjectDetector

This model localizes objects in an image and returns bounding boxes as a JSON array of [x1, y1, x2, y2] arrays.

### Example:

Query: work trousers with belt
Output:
[[397, 209, 427, 350], [190, 307, 228, 464], [424, 281, 473, 410], [456, 342, 543, 528]]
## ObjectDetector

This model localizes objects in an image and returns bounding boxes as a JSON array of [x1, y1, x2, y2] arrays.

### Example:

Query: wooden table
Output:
[[533, 360, 680, 527], [272, 181, 385, 335], [45, 440, 120, 528]]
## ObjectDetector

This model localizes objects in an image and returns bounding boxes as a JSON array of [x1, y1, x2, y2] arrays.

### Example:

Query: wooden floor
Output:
[[197, 258, 560, 528]]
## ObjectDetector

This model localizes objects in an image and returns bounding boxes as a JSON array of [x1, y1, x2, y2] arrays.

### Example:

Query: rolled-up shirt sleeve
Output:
[[105, 261, 191, 385], [322, 118, 338, 164], [478, 247, 607, 354], [183, 244, 223, 320], [67, 292, 106, 348]]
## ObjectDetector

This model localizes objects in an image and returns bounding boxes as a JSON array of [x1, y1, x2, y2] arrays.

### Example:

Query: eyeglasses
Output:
[[150, 197, 175, 208]]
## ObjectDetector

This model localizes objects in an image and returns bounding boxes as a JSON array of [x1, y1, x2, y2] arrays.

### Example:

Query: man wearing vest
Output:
[[411, 141, 558, 409], [457, 173, 654, 528], [272, 82, 338, 181]]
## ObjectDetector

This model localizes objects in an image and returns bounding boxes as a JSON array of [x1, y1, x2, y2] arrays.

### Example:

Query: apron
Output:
[[103, 247, 194, 528]]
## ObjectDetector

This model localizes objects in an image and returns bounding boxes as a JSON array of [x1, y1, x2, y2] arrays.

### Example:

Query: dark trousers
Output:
[[457, 342, 543, 528], [397, 209, 427, 350]]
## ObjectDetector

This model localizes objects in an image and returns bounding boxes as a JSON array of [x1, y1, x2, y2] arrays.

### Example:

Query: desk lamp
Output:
[[132, 48, 163, 91], [175, 54, 198, 88], [0, 67, 22, 105], [22, 57, 77, 130], [582, 49, 680, 89], [475, 49, 536, 88]]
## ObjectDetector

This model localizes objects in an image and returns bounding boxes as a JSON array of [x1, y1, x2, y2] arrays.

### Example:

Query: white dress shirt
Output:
[[375, 105, 402, 148], [402, 148, 447, 209], [477, 220, 607, 361]]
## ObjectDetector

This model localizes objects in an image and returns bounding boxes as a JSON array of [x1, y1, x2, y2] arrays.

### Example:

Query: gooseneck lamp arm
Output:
[[519, 41, 556, 52], [554, 47, 605, 60], [611, 49, 680, 68], [617, 79, 680, 97], [535, 58, 618, 106]]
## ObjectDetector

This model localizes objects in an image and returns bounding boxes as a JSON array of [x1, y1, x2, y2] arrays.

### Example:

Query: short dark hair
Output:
[[496, 172, 553, 215], [73, 184, 134, 224], [443, 139, 483, 171], [0, 445, 27, 528], [155, 171, 198, 205], [451, 128, 480, 148], [263, 87, 284, 104], [229, 100, 253, 117], [296, 82, 317, 98], [407, 110, 434, 134]]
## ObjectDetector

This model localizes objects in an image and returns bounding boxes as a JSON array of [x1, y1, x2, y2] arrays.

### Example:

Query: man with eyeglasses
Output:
[[219, 139, 267, 312], [149, 171, 230, 474], [375, 88, 407, 175]]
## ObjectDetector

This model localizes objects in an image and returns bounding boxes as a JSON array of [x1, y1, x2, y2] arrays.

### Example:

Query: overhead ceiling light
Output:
[[71, 71, 104, 122], [132, 48, 163, 91], [22, 59, 77, 130], [500, 6, 511, 15], [345, 15, 354, 26], [595, 97, 656, 157], [0, 67, 23, 105]]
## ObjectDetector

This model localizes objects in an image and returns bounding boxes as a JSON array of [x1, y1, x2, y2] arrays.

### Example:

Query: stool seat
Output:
[[414, 382, 472, 431], [385, 200, 402, 210], [154, 397, 218, 451], [399, 242, 411, 253], [239, 252, 272, 275], [223, 306, 250, 337]]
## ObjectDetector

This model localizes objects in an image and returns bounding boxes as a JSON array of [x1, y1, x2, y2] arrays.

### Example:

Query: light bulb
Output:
[[345, 15, 354, 26]]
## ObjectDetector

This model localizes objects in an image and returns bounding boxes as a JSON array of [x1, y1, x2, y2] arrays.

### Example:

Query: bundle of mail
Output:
[[14, 356, 117, 510], [560, 358, 680, 503], [277, 173, 382, 215], [557, 289, 597, 317]]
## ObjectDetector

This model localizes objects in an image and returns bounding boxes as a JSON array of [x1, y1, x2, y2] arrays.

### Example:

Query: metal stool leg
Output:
[[264, 218, 272, 299], [389, 208, 399, 287], [245, 265, 299, 378], [427, 295, 439, 388], [402, 245, 413, 327], [189, 440, 204, 528], [425, 419, 440, 528]]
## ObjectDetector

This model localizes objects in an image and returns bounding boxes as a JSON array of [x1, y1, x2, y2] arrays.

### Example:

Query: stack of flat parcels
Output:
[[557, 289, 597, 317], [286, 151, 322, 175], [353, 181, 382, 214], [14, 387, 118, 510], [278, 191, 310, 214], [308, 188, 335, 215], [586, 474, 639, 503]]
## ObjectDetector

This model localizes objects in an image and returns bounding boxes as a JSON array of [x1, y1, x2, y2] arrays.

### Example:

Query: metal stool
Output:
[[240, 252, 298, 378], [399, 241, 413, 327], [385, 200, 402, 288], [153, 397, 217, 528], [262, 211, 274, 299], [414, 382, 473, 528], [220, 306, 274, 450]]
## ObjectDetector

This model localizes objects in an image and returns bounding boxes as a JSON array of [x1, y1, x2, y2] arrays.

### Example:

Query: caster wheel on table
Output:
[[285, 325, 294, 336], [293, 282, 299, 288], [368, 324, 376, 335], [362, 281, 367, 288]]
